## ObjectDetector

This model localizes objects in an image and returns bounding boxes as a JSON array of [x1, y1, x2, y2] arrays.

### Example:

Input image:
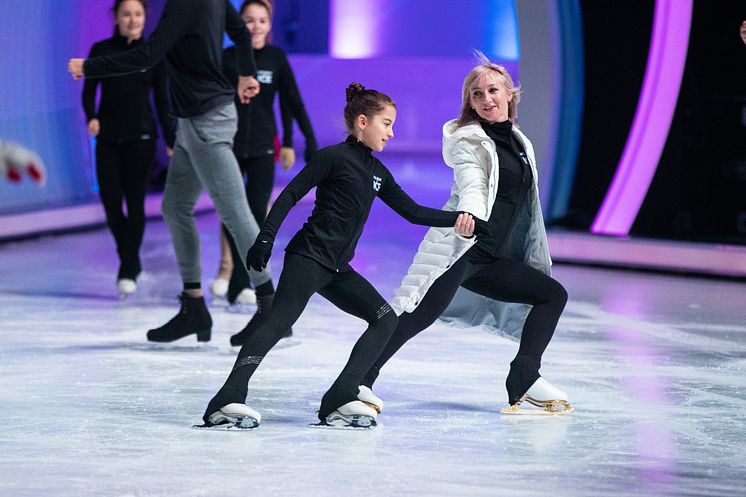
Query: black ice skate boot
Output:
[[229, 294, 291, 346], [147, 293, 212, 343]]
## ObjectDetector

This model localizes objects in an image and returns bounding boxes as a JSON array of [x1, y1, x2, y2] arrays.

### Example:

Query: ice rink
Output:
[[2, 158, 745, 496]]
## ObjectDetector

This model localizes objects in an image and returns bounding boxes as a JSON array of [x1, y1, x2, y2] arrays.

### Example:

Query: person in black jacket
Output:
[[82, 0, 175, 296], [199, 83, 485, 429], [68, 0, 278, 344], [211, 0, 318, 308]]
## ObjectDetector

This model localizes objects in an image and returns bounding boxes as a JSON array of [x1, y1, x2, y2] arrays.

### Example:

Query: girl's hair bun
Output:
[[345, 82, 366, 103]]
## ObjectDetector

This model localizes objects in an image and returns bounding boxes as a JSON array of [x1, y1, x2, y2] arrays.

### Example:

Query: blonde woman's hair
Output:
[[453, 50, 521, 129]]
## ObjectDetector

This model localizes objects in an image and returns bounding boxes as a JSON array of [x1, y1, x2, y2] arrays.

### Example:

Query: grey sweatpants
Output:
[[162, 102, 272, 286]]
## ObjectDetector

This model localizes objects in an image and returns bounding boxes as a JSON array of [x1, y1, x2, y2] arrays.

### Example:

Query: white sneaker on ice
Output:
[[235, 288, 257, 305], [501, 378, 573, 415], [325, 400, 377, 428], [357, 385, 383, 413], [207, 403, 261, 429], [117, 278, 137, 295], [210, 277, 229, 298]]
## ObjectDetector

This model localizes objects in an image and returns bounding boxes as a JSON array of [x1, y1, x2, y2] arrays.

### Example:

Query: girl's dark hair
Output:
[[112, 0, 147, 37], [240, 0, 273, 18], [343, 83, 396, 134]]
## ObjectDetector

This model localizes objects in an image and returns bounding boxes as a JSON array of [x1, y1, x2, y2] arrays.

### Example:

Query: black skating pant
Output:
[[361, 253, 568, 405], [203, 253, 398, 422], [223, 154, 275, 300], [96, 138, 155, 280]]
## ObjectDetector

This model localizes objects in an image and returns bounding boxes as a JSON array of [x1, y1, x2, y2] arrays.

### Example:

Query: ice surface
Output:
[[1, 154, 745, 496]]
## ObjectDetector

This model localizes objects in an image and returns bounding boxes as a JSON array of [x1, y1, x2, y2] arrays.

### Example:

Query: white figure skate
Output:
[[357, 385, 383, 414], [117, 278, 137, 295], [317, 400, 378, 429], [196, 403, 261, 429], [210, 277, 229, 298], [0, 140, 46, 185], [500, 377, 573, 415], [235, 288, 257, 305]]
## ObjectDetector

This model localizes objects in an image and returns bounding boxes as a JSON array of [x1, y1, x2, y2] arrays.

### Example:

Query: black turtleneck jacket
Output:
[[223, 44, 316, 159], [82, 35, 175, 147], [468, 120, 533, 262], [259, 136, 461, 272]]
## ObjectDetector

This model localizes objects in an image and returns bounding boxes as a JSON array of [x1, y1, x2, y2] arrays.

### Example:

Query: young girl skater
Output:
[[199, 83, 485, 429], [211, 0, 318, 310], [358, 54, 573, 415]]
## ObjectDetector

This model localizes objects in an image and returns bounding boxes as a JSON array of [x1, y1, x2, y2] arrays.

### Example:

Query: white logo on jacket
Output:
[[372, 175, 382, 191], [257, 70, 273, 84]]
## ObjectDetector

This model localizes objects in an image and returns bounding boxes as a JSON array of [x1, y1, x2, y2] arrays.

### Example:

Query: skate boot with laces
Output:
[[194, 403, 261, 430], [147, 292, 212, 343], [229, 294, 291, 346], [357, 385, 383, 414]]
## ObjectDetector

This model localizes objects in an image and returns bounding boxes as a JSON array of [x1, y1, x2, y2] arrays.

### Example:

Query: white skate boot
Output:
[[235, 288, 257, 305], [210, 277, 229, 298], [322, 400, 378, 428], [500, 378, 573, 415], [117, 278, 137, 295], [357, 385, 383, 414], [198, 403, 261, 429]]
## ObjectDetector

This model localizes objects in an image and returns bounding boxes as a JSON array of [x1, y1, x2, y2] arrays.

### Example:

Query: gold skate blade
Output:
[[500, 402, 574, 415]]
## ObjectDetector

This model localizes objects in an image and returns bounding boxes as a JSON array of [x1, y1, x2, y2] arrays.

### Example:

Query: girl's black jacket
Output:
[[259, 136, 461, 272]]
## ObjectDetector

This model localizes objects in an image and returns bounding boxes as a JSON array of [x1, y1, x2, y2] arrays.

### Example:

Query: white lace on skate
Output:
[[500, 378, 574, 415], [206, 403, 261, 429], [324, 400, 377, 428], [357, 385, 383, 413]]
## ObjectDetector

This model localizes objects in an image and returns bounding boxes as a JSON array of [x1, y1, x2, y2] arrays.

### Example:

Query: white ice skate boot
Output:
[[202, 403, 261, 429], [357, 385, 383, 414], [210, 277, 229, 298], [235, 288, 257, 305], [324, 400, 378, 428], [500, 378, 573, 415], [117, 278, 137, 295]]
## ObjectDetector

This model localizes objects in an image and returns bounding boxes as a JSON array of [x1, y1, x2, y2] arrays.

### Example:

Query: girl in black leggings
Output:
[[200, 83, 485, 428], [360, 54, 573, 415], [82, 0, 174, 295]]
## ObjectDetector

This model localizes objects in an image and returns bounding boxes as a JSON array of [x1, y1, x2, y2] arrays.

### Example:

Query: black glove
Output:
[[304, 139, 318, 163], [246, 234, 273, 272]]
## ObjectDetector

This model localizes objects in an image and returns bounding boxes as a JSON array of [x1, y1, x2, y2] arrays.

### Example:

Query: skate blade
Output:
[[192, 416, 259, 430], [309, 416, 378, 430], [500, 402, 574, 416]]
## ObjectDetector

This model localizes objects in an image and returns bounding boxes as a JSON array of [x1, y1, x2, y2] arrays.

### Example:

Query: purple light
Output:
[[591, 0, 693, 236], [329, 0, 386, 58]]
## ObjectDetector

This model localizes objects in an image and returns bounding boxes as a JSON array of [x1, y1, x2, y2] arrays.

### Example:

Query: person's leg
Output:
[[360, 257, 478, 389], [184, 104, 272, 289], [244, 154, 274, 224], [460, 258, 568, 404], [95, 141, 128, 277], [203, 254, 331, 422], [147, 126, 212, 343], [120, 138, 155, 280]]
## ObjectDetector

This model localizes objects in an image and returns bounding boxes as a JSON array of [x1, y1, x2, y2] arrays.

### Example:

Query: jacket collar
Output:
[[345, 135, 373, 156]]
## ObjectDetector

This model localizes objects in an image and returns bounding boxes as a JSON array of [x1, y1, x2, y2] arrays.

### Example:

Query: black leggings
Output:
[[95, 139, 155, 280], [223, 154, 275, 300], [362, 253, 568, 405], [204, 253, 398, 422]]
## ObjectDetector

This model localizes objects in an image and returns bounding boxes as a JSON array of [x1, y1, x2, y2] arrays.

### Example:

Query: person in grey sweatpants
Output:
[[68, 0, 284, 343]]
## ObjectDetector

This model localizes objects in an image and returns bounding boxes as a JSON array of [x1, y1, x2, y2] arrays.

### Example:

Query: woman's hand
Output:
[[68, 58, 85, 79], [87, 118, 100, 136], [280, 147, 295, 170], [453, 212, 475, 237]]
